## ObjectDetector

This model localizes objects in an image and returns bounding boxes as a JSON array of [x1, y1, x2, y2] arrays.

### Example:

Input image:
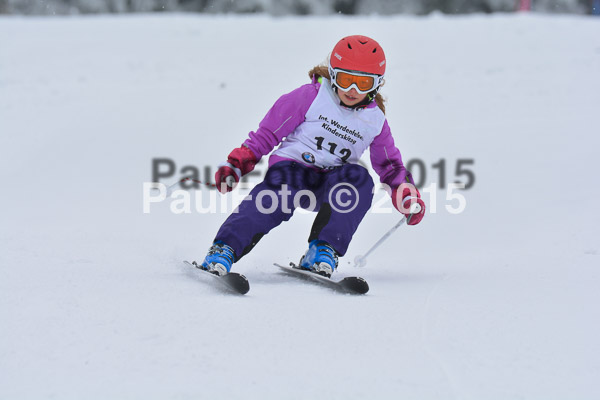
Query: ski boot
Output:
[[299, 240, 339, 278], [196, 241, 235, 276]]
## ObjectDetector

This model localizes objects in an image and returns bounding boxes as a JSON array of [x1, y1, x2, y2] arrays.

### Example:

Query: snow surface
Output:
[[1, 13, 600, 400]]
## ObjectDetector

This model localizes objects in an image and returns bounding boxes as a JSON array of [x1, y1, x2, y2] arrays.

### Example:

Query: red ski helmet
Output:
[[329, 35, 386, 76]]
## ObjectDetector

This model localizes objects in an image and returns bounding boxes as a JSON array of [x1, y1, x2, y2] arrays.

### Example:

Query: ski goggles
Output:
[[330, 68, 383, 94]]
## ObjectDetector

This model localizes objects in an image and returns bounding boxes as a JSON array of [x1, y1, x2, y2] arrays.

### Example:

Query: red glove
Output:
[[215, 146, 258, 193], [392, 183, 426, 225]]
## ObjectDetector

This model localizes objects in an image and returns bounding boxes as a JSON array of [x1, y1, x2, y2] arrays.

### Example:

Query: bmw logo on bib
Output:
[[302, 152, 315, 164]]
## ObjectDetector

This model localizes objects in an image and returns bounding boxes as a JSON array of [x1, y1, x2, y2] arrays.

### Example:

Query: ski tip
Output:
[[184, 260, 250, 295], [223, 273, 250, 295], [340, 277, 369, 294]]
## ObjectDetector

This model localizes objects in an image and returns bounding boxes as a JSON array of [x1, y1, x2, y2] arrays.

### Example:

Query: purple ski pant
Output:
[[214, 161, 374, 262]]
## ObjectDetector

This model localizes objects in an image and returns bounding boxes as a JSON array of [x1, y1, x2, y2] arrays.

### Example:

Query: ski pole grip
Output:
[[225, 175, 236, 188], [409, 203, 422, 215]]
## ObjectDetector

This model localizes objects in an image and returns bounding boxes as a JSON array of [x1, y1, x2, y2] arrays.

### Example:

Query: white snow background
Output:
[[1, 13, 599, 400]]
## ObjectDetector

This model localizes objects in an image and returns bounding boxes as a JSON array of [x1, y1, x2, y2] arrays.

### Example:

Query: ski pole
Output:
[[353, 202, 420, 268]]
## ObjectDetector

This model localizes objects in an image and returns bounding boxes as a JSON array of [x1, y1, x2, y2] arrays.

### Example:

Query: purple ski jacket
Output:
[[242, 78, 413, 189]]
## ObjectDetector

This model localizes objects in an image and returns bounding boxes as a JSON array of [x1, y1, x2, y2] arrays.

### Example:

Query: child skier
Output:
[[199, 35, 425, 277]]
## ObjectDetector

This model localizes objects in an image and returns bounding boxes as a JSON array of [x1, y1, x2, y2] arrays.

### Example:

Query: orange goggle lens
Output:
[[335, 71, 376, 92]]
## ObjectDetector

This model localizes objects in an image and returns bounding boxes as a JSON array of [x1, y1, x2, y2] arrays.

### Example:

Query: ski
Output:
[[183, 260, 250, 295], [274, 262, 369, 294]]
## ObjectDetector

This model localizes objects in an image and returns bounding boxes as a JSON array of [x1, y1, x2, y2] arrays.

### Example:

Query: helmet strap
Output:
[[332, 86, 378, 110]]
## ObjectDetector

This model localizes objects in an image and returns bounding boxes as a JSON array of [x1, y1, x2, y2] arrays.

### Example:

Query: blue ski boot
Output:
[[299, 240, 339, 278], [198, 241, 235, 276]]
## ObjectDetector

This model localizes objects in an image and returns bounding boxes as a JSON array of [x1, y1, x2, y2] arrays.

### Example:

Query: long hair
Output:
[[308, 65, 386, 114]]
